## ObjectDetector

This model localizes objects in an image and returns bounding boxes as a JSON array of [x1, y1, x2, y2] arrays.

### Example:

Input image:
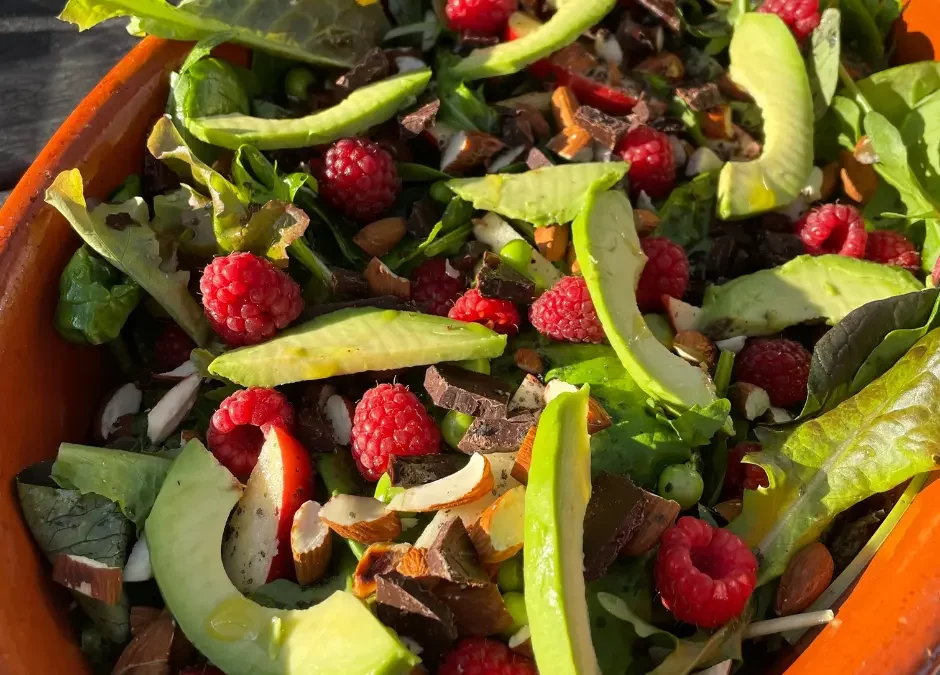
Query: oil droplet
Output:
[[268, 616, 284, 660], [205, 595, 262, 642]]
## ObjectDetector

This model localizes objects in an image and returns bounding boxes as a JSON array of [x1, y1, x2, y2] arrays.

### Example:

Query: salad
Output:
[[17, 0, 940, 673]]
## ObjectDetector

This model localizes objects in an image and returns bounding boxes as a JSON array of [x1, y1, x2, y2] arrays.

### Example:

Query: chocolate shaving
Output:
[[376, 571, 458, 661], [424, 364, 513, 419], [295, 406, 337, 453], [426, 517, 487, 586], [335, 48, 390, 95], [389, 454, 470, 488], [675, 83, 724, 112], [475, 252, 536, 304], [455, 33, 500, 55], [574, 106, 630, 150], [456, 416, 537, 454], [616, 15, 664, 54], [399, 99, 441, 139]]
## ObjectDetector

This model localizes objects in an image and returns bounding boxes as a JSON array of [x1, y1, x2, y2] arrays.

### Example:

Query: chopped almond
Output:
[[353, 217, 407, 257], [468, 485, 526, 563], [700, 104, 734, 140], [291, 500, 333, 585], [634, 209, 661, 235], [549, 43, 599, 76], [511, 426, 537, 485], [387, 453, 495, 512], [129, 606, 162, 636], [551, 86, 580, 130], [840, 150, 879, 204], [112, 610, 180, 675], [396, 546, 433, 580], [547, 127, 593, 162], [353, 543, 412, 598], [534, 224, 570, 262], [820, 160, 840, 200], [52, 554, 122, 605], [513, 348, 544, 376], [441, 131, 505, 174], [586, 397, 613, 434], [319, 494, 402, 543], [364, 257, 411, 300], [672, 330, 717, 367], [508, 625, 534, 659]]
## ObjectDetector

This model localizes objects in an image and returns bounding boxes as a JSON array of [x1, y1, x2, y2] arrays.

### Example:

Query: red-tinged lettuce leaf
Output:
[[731, 327, 940, 582]]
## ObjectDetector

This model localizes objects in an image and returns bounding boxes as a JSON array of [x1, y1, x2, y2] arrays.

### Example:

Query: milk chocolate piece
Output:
[[675, 83, 724, 112], [426, 517, 487, 585], [389, 454, 470, 488], [434, 581, 513, 636], [456, 416, 537, 454], [574, 106, 630, 150], [525, 147, 554, 170], [335, 48, 391, 95], [400, 99, 441, 138], [475, 252, 536, 304], [424, 364, 512, 419], [376, 572, 458, 660]]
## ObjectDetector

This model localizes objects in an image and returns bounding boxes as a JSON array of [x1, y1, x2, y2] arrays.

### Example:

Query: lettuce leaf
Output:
[[45, 169, 211, 345], [731, 327, 940, 582], [152, 186, 216, 257], [59, 0, 390, 68], [654, 172, 718, 251]]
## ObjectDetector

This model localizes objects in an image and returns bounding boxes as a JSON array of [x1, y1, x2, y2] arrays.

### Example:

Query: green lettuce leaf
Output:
[[215, 200, 310, 266], [731, 327, 940, 582], [807, 8, 841, 120], [45, 169, 211, 346], [59, 0, 390, 68], [52, 444, 172, 529], [653, 172, 718, 251], [901, 90, 940, 213], [152, 186, 216, 257], [232, 145, 315, 205], [857, 61, 940, 127], [437, 52, 499, 134]]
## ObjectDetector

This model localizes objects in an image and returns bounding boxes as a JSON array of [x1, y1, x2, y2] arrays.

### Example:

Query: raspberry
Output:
[[412, 257, 466, 316], [445, 0, 518, 34], [794, 203, 867, 258], [865, 230, 921, 270], [154, 323, 194, 371], [351, 383, 440, 481], [439, 638, 537, 675], [449, 288, 520, 335], [934, 256, 940, 287], [655, 517, 758, 628], [735, 338, 811, 408], [636, 237, 690, 312], [616, 125, 676, 200], [200, 252, 303, 346], [207, 388, 295, 481], [725, 442, 770, 498], [758, 0, 821, 42], [316, 138, 400, 221], [529, 276, 605, 343]]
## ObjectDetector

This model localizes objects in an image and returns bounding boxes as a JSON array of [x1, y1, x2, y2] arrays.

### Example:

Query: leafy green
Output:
[[807, 8, 841, 120], [586, 558, 652, 675], [52, 444, 172, 529], [731, 327, 940, 582], [901, 91, 940, 213], [251, 545, 359, 609], [653, 172, 718, 251], [152, 186, 216, 256], [437, 52, 498, 133], [55, 245, 141, 345], [44, 169, 211, 345], [839, 0, 884, 66], [215, 200, 310, 266], [109, 174, 142, 202], [174, 57, 250, 121], [857, 62, 940, 127], [59, 0, 390, 68], [232, 145, 315, 204], [397, 162, 451, 182], [855, 0, 905, 39]]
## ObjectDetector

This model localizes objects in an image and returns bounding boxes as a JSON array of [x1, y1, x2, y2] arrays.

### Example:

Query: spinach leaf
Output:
[[60, 0, 390, 68], [387, 0, 427, 26], [807, 8, 841, 120], [174, 57, 250, 121], [857, 61, 940, 127], [397, 162, 451, 182], [654, 172, 719, 251], [56, 245, 142, 345], [109, 174, 142, 202], [437, 52, 499, 133], [586, 557, 652, 675], [731, 327, 940, 582], [900, 91, 940, 210], [839, 0, 884, 66], [44, 169, 211, 346]]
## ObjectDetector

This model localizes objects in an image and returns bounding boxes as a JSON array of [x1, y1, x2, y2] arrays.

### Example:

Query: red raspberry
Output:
[[725, 442, 770, 498], [439, 638, 537, 675], [207, 388, 295, 481], [616, 126, 676, 200], [794, 203, 867, 258], [316, 138, 400, 221], [865, 230, 921, 270], [350, 383, 440, 481], [735, 338, 811, 408], [412, 257, 466, 316], [934, 256, 940, 287], [758, 0, 821, 42], [449, 288, 520, 335], [154, 323, 194, 371], [636, 237, 689, 313], [445, 0, 518, 35], [200, 252, 303, 346], [529, 276, 605, 343], [655, 516, 758, 628]]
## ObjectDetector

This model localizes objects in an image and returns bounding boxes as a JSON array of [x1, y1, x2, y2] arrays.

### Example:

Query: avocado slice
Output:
[[524, 385, 601, 675], [572, 189, 720, 414], [146, 441, 418, 675], [447, 164, 628, 226], [185, 69, 432, 150], [698, 254, 924, 339], [450, 0, 617, 81], [209, 308, 507, 387], [716, 14, 814, 219]]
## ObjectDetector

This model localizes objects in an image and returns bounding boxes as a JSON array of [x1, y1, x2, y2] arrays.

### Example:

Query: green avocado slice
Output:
[[524, 385, 601, 675], [185, 69, 432, 150], [146, 440, 418, 675], [209, 308, 507, 387], [572, 189, 719, 414], [447, 163, 628, 226], [450, 0, 617, 81], [716, 13, 814, 219], [697, 254, 924, 339]]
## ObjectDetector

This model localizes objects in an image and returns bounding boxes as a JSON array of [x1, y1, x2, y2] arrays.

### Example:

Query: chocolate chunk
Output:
[[295, 406, 337, 453], [433, 581, 513, 636], [456, 416, 537, 454], [634, 0, 681, 32], [330, 267, 370, 300], [407, 196, 441, 238], [450, 241, 489, 272], [376, 571, 457, 661], [475, 252, 536, 304], [675, 83, 724, 113], [525, 147, 554, 170], [389, 454, 470, 488], [424, 364, 513, 419], [304, 296, 415, 320], [335, 48, 390, 95], [399, 99, 441, 139], [617, 15, 664, 55], [427, 517, 487, 585], [497, 106, 551, 149], [574, 106, 630, 150]]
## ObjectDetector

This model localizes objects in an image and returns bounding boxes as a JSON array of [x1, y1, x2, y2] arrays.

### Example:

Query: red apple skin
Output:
[[265, 426, 315, 583]]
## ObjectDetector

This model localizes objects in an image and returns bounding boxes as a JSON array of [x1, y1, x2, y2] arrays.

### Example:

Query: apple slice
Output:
[[387, 453, 494, 513], [468, 485, 526, 563], [291, 500, 332, 586], [222, 426, 314, 592], [319, 494, 402, 544]]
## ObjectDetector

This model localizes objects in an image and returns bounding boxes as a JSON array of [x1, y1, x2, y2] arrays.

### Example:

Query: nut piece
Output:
[[513, 348, 544, 376], [853, 135, 879, 165], [364, 257, 411, 301], [510, 426, 537, 485], [468, 485, 526, 563], [820, 160, 840, 201], [534, 224, 570, 262], [441, 130, 505, 174], [353, 217, 407, 257], [840, 150, 879, 204], [775, 542, 834, 616], [634, 209, 661, 235], [587, 397, 613, 435], [728, 382, 771, 421], [700, 104, 734, 140], [547, 127, 594, 162], [396, 546, 433, 580], [51, 554, 123, 605], [634, 51, 685, 81], [112, 610, 183, 675], [319, 494, 402, 544], [672, 330, 716, 367], [291, 500, 333, 586], [129, 606, 162, 636], [714, 499, 743, 522], [551, 86, 580, 130], [387, 453, 495, 512], [353, 543, 413, 598]]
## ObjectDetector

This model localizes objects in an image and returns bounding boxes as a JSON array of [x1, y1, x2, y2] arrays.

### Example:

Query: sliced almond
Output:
[[634, 209, 661, 236], [387, 453, 494, 513], [468, 485, 525, 563], [508, 625, 534, 658], [147, 373, 201, 444], [765, 406, 793, 424], [396, 546, 433, 579], [323, 394, 355, 446], [533, 224, 569, 262], [547, 127, 593, 162], [820, 160, 840, 201], [152, 359, 198, 382], [700, 104, 734, 140], [853, 135, 879, 165], [487, 145, 527, 174], [291, 500, 332, 585], [124, 534, 152, 583], [715, 498, 743, 522], [673, 330, 716, 367], [551, 86, 580, 129], [423, 122, 458, 150], [511, 427, 537, 486], [52, 554, 122, 605], [587, 397, 613, 434], [543, 379, 578, 404], [95, 383, 142, 443], [715, 335, 747, 353], [441, 131, 505, 174], [364, 257, 411, 300], [728, 382, 771, 421], [319, 494, 402, 543], [495, 91, 552, 113], [352, 543, 412, 598], [509, 374, 546, 414], [112, 610, 178, 675], [129, 606, 162, 636], [353, 217, 407, 257], [840, 150, 879, 204], [775, 542, 834, 616]]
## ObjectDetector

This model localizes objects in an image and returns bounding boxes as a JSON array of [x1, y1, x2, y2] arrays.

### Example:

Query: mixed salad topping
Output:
[[18, 0, 940, 673]]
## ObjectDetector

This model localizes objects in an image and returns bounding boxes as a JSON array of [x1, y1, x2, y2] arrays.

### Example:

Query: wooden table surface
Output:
[[0, 0, 137, 206]]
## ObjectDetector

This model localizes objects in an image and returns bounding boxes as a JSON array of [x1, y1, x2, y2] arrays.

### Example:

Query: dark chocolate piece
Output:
[[407, 196, 442, 238], [399, 99, 441, 138], [675, 83, 724, 113], [330, 267, 370, 300], [433, 581, 513, 637], [424, 364, 513, 419], [525, 147, 554, 170], [574, 106, 630, 150], [456, 415, 537, 454], [303, 296, 415, 320], [450, 241, 489, 272], [295, 407, 337, 454], [616, 15, 664, 55], [475, 252, 536, 304], [426, 517, 487, 585], [376, 571, 457, 660], [389, 454, 470, 488], [335, 48, 390, 95]]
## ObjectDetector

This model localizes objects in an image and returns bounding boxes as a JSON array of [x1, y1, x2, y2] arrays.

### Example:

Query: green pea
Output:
[[658, 463, 705, 509], [284, 67, 315, 101], [501, 592, 529, 635], [497, 554, 524, 593], [441, 410, 474, 449], [499, 239, 531, 274], [429, 181, 454, 204]]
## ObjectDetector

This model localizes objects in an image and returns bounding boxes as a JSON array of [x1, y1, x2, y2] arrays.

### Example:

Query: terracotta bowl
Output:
[[0, 6, 938, 674]]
